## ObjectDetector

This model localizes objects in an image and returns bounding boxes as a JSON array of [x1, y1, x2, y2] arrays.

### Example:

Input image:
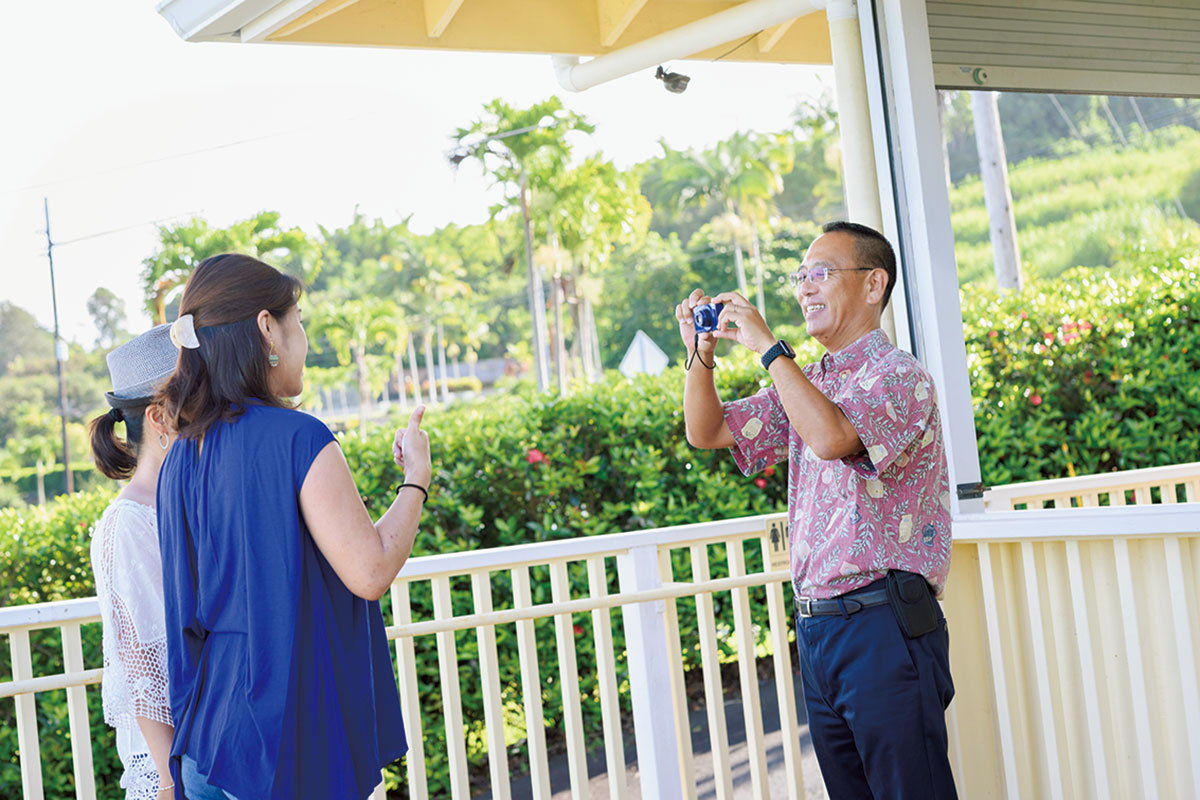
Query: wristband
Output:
[[399, 483, 429, 502]]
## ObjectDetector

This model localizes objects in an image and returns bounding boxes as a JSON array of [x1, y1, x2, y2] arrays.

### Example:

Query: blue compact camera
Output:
[[693, 302, 724, 333]]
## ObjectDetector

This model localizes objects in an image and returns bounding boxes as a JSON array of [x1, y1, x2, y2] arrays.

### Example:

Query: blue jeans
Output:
[[795, 589, 957, 800], [181, 754, 240, 800]]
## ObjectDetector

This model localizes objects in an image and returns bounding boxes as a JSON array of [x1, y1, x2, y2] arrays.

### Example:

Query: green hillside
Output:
[[950, 126, 1200, 286]]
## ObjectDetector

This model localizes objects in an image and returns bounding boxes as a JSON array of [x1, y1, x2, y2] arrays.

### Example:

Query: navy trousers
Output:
[[795, 588, 957, 800]]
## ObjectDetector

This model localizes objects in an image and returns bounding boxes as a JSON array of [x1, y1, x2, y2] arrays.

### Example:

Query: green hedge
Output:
[[961, 252, 1200, 485], [0, 490, 121, 796]]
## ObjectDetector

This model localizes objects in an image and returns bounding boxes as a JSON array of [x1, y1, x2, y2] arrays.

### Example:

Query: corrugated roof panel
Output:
[[929, 0, 1200, 96]]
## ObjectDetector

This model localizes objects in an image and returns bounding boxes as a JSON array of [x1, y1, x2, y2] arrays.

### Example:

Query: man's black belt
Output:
[[796, 587, 890, 618]]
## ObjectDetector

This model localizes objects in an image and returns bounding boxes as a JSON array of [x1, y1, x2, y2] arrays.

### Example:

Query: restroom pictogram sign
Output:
[[764, 515, 790, 571]]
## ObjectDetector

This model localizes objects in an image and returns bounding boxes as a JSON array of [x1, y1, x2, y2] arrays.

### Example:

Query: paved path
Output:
[[476, 670, 828, 799]]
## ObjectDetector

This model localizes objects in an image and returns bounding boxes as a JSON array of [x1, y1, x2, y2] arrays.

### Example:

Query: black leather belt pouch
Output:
[[885, 570, 938, 638]]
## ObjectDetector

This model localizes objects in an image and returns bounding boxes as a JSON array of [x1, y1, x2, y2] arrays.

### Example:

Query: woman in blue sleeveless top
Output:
[[154, 254, 431, 799]]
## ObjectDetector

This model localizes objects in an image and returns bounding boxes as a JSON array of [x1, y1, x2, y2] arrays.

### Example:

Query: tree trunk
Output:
[[436, 321, 450, 404], [519, 173, 551, 392], [584, 296, 603, 380], [354, 343, 370, 432], [407, 334, 424, 406], [394, 346, 409, 412], [573, 283, 590, 383], [732, 243, 749, 296], [551, 274, 568, 394], [750, 227, 766, 320], [423, 331, 437, 405], [971, 91, 1023, 291]]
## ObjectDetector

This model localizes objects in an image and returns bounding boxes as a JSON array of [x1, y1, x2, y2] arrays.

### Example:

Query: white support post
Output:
[[873, 0, 985, 515], [617, 544, 683, 800], [824, 0, 897, 344]]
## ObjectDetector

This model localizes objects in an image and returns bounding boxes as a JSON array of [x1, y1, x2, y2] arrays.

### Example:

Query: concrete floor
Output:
[[475, 670, 828, 800]]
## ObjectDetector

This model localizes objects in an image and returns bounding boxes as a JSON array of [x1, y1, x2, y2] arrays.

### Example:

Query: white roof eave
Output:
[[155, 0, 285, 42]]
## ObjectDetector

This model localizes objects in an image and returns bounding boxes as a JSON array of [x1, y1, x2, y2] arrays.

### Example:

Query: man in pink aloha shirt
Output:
[[676, 222, 956, 800]]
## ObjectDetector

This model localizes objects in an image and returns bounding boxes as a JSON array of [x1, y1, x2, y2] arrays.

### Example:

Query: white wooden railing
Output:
[[3, 473, 1199, 799], [984, 461, 1200, 511], [2, 513, 801, 800]]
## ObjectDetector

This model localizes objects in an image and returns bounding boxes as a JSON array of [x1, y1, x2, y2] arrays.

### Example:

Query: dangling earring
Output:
[[268, 340, 280, 368], [159, 432, 169, 450]]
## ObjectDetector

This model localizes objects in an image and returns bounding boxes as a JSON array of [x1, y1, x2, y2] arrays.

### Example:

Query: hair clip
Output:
[[170, 314, 201, 350]]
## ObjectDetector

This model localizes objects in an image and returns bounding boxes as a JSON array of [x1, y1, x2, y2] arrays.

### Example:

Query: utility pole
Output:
[[43, 197, 74, 494], [971, 93, 1023, 291]]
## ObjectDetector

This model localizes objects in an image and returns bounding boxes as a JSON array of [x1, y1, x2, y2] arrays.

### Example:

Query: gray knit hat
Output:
[[105, 324, 180, 402]]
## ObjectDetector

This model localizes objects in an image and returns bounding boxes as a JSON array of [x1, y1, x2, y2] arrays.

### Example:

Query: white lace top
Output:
[[90, 498, 173, 800]]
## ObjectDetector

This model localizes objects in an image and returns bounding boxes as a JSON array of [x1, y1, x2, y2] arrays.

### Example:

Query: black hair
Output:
[[822, 221, 898, 310], [89, 395, 151, 480]]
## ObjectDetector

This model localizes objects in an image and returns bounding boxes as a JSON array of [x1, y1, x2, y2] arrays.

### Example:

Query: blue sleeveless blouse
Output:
[[157, 404, 406, 799]]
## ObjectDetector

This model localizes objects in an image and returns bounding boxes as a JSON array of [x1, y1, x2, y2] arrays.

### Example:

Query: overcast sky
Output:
[[0, 1, 830, 344]]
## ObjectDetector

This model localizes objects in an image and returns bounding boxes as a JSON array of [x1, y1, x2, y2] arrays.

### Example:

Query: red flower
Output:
[[526, 448, 546, 464], [1030, 394, 1043, 406], [1019, 311, 1028, 319], [763, 465, 776, 477], [1043, 332, 1054, 342], [988, 330, 999, 338], [573, 624, 584, 636], [754, 477, 767, 489], [1084, 370, 1094, 381], [1063, 321, 1077, 331], [1079, 321, 1093, 332]]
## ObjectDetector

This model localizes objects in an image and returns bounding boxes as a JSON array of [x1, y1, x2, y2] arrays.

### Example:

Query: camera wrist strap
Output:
[[687, 331, 715, 370]]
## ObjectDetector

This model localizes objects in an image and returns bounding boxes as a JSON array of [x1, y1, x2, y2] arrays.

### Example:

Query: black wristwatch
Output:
[[761, 339, 796, 371]]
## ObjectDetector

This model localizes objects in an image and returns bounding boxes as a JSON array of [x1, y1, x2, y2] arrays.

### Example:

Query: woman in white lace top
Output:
[[88, 325, 179, 800]]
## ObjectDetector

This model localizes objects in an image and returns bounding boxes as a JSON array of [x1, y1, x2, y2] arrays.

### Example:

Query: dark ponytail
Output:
[[89, 402, 148, 480]]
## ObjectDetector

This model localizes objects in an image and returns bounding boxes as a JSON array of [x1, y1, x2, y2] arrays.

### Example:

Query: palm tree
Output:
[[450, 97, 594, 392], [645, 132, 793, 318], [307, 298, 393, 432], [542, 156, 650, 383], [141, 212, 319, 323]]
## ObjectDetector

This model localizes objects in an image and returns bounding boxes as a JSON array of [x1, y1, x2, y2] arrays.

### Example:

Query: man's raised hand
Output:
[[675, 288, 717, 354], [710, 291, 775, 356]]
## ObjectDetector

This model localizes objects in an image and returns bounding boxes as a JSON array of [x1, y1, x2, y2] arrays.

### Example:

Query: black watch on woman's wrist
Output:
[[761, 339, 796, 371]]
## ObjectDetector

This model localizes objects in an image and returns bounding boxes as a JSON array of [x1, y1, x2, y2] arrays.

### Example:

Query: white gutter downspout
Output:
[[552, 0, 822, 92]]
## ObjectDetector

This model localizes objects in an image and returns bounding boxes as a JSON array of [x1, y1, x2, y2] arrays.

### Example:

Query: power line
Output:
[[7, 115, 372, 196], [52, 211, 202, 247]]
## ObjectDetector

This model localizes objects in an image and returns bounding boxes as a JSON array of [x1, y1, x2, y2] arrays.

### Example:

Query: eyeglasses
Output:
[[787, 266, 874, 287]]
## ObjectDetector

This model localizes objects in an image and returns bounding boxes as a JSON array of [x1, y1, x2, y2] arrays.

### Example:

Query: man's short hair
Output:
[[822, 221, 897, 310]]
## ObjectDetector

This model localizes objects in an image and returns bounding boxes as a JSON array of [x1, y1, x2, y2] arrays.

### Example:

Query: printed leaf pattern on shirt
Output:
[[721, 329, 952, 599]]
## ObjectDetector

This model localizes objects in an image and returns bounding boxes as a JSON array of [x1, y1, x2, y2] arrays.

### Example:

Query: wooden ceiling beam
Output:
[[757, 18, 795, 53], [597, 0, 650, 47], [425, 0, 467, 38]]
